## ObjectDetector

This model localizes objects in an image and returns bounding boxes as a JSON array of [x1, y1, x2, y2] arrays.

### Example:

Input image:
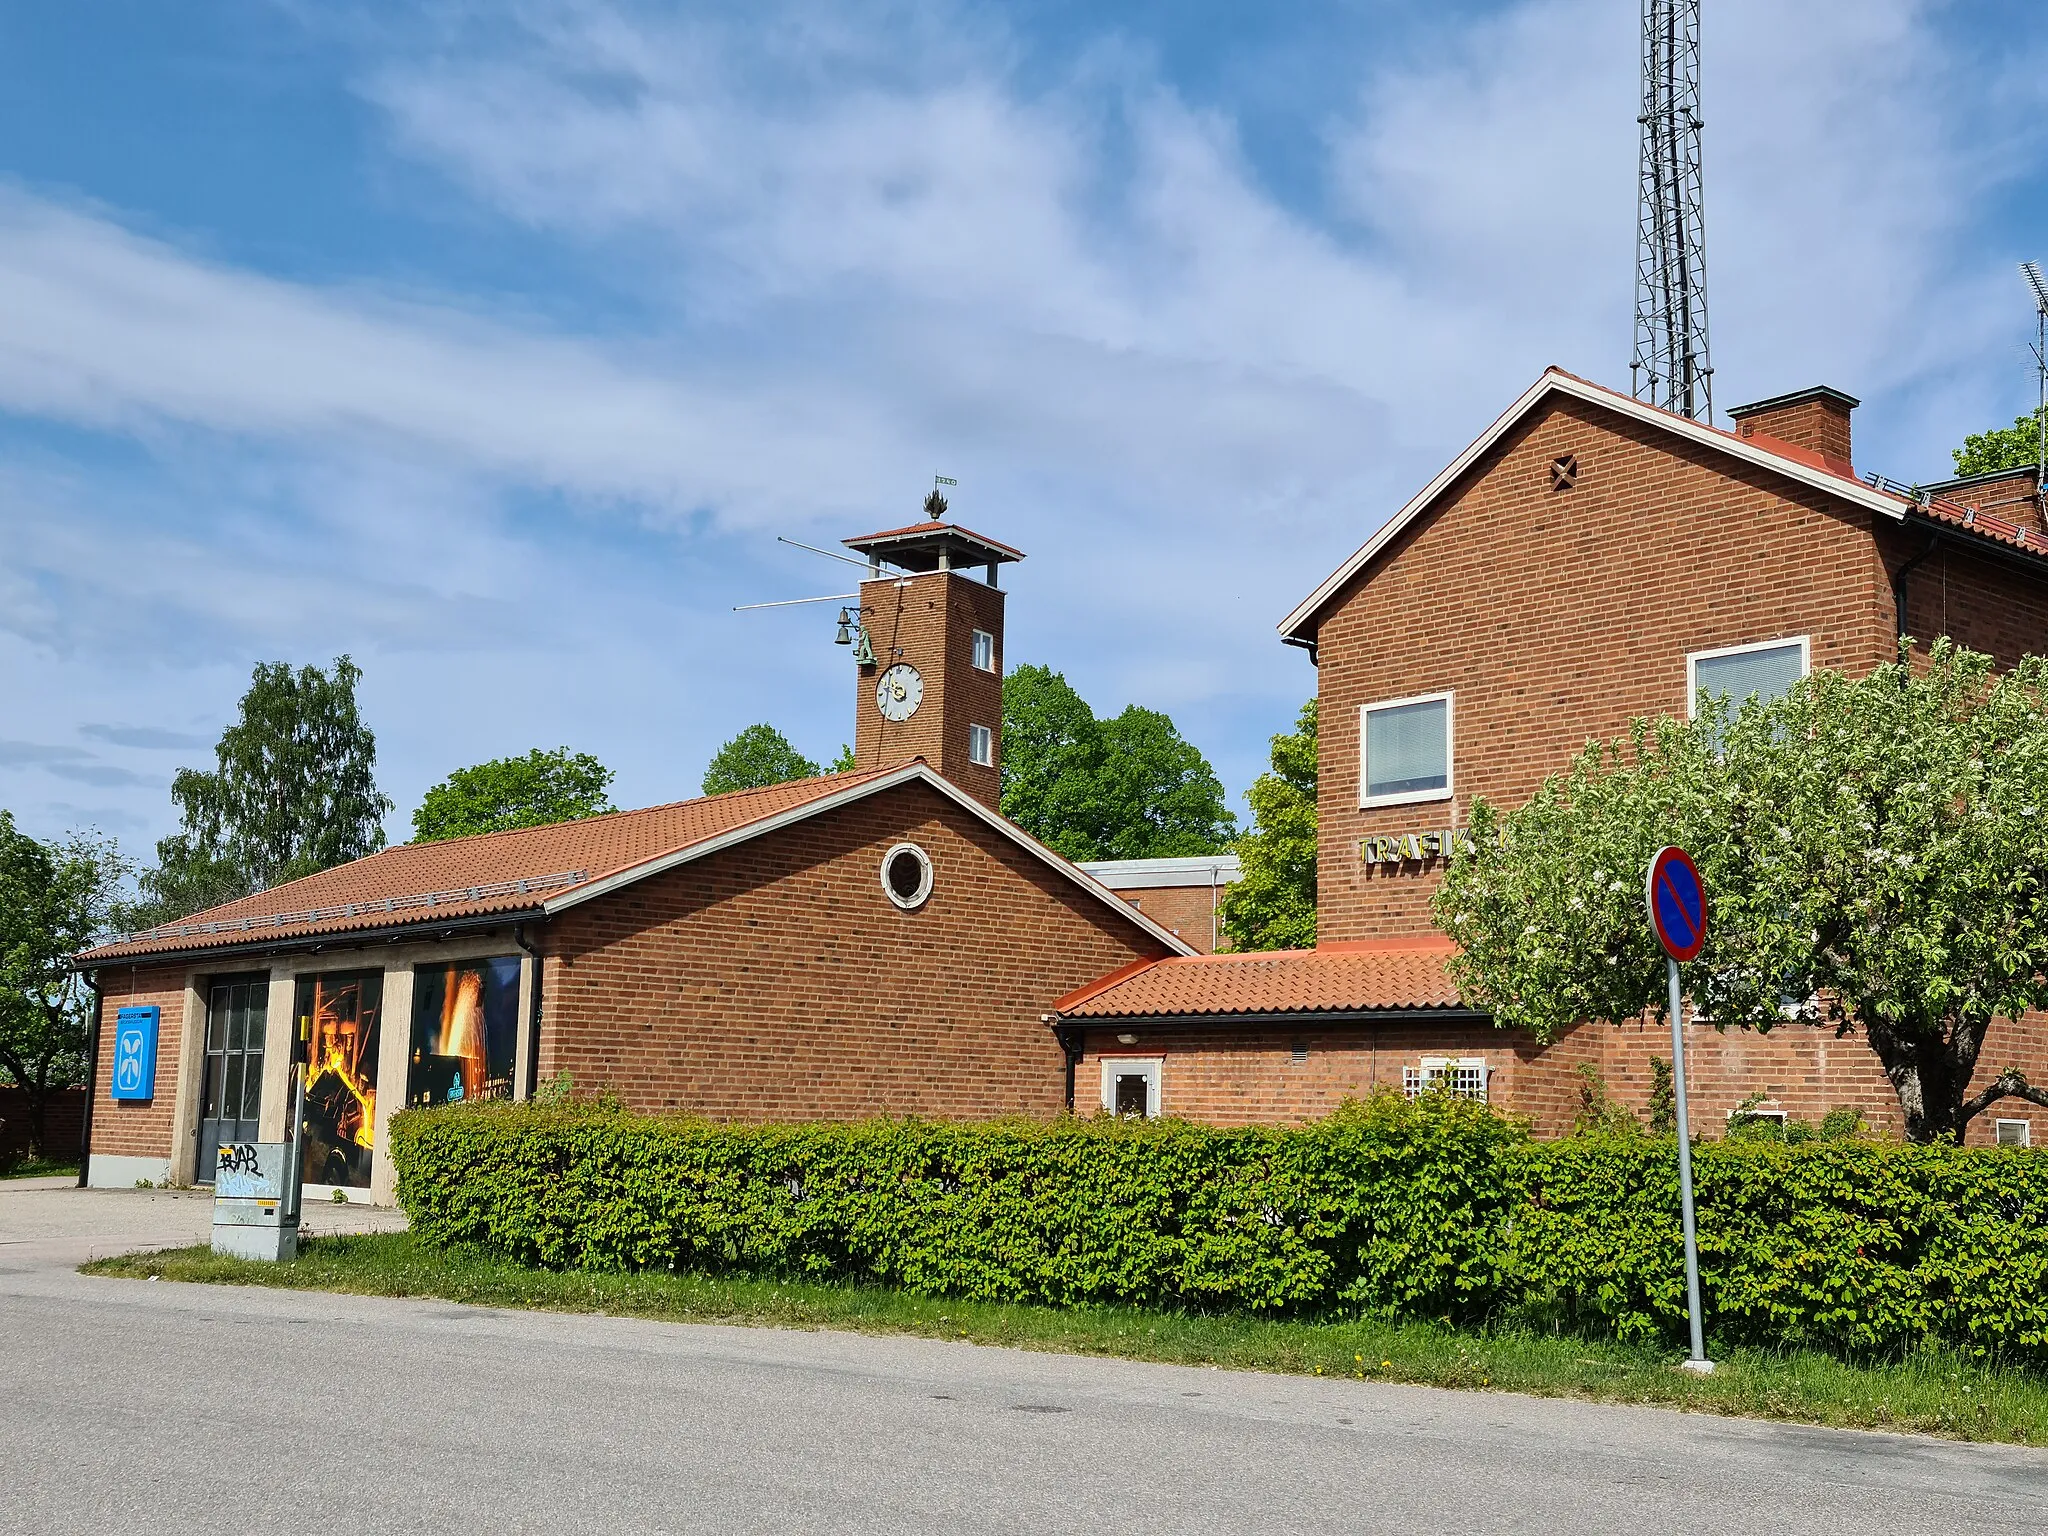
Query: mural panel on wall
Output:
[[407, 956, 520, 1108], [294, 970, 383, 1189]]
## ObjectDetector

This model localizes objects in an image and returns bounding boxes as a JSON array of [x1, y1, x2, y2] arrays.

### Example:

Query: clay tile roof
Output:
[[1906, 491, 2048, 557], [1052, 934, 1472, 1019], [80, 768, 898, 965]]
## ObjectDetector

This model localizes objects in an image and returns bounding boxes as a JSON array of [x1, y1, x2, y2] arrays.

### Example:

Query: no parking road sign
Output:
[[1645, 845, 1708, 962], [1643, 845, 1713, 1374]]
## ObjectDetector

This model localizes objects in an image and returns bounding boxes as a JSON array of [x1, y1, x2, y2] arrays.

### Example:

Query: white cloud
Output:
[[3, 0, 2044, 848]]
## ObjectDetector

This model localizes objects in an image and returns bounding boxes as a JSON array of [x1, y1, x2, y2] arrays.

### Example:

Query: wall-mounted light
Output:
[[1116, 1033, 1138, 1046]]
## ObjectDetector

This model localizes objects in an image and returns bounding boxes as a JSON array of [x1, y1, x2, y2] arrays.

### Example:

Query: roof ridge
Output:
[[1278, 368, 1909, 642], [388, 767, 884, 855]]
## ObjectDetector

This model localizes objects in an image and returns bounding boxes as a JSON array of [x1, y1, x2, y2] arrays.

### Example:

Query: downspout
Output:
[[1043, 1014, 1083, 1113], [513, 922, 545, 1100], [1210, 861, 1220, 954], [1891, 531, 1939, 643], [75, 970, 102, 1189]]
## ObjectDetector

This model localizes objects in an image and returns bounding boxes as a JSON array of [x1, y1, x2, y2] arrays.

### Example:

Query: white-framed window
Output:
[[1359, 691, 1453, 807], [1687, 636, 1809, 718], [968, 722, 994, 767], [1729, 1106, 1788, 1127], [1100, 1057, 1162, 1118], [880, 842, 934, 910], [1403, 1057, 1486, 1101], [971, 629, 996, 672], [1996, 1119, 2032, 1148]]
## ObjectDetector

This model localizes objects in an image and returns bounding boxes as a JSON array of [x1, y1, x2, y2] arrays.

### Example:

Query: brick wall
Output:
[[1077, 1020, 1506, 1123], [1281, 396, 2048, 1144], [1111, 882, 1226, 953], [537, 778, 1174, 1119], [1884, 523, 2048, 668], [1079, 1014, 2043, 1146], [1314, 393, 1900, 943], [855, 571, 1005, 809], [89, 963, 189, 1163], [0, 1087, 84, 1161]]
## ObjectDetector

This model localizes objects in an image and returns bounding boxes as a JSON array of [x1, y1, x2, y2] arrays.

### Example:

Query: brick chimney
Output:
[[1727, 386, 1859, 476]]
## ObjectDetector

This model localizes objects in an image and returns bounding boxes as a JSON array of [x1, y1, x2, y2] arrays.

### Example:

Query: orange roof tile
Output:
[[1052, 935, 1471, 1019], [1907, 491, 2048, 557], [81, 768, 898, 965]]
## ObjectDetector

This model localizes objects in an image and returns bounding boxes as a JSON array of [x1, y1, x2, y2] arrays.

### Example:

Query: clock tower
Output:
[[844, 499, 1022, 811]]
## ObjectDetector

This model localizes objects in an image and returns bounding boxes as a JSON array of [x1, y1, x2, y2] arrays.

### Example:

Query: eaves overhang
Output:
[[73, 908, 544, 974], [1050, 1007, 1492, 1029]]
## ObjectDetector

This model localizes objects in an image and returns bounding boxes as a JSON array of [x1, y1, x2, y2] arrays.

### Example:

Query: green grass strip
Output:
[[84, 1232, 2048, 1447]]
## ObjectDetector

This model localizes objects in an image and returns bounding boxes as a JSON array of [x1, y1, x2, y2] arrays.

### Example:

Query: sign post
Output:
[[1645, 845, 1714, 1376]]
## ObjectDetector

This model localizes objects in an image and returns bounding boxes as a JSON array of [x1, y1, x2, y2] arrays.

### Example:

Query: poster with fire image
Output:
[[407, 956, 519, 1108], [294, 970, 382, 1189]]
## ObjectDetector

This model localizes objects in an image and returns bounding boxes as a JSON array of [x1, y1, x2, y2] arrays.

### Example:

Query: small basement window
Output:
[[881, 842, 933, 910], [1404, 1057, 1486, 1101], [971, 629, 996, 672], [968, 722, 994, 766], [1101, 1058, 1162, 1118], [1996, 1119, 2032, 1148], [1688, 637, 1808, 717], [1360, 692, 1452, 807]]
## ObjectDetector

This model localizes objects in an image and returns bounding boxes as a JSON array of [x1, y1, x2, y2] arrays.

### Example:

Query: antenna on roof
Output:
[[1632, 0, 1715, 424], [2022, 261, 2048, 521]]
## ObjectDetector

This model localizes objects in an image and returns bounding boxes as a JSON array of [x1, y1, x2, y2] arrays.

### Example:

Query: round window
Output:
[[881, 842, 933, 909]]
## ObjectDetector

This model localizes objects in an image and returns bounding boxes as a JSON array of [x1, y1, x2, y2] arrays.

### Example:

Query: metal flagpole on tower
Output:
[[1633, 0, 1714, 423]]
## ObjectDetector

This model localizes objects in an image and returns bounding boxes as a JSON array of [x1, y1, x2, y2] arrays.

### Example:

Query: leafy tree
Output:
[[129, 657, 392, 925], [1953, 407, 2046, 477], [702, 724, 819, 796], [1220, 699, 1318, 952], [1000, 666, 1110, 859], [1436, 640, 2048, 1143], [830, 744, 857, 773], [0, 816, 128, 1155], [412, 748, 616, 842], [1000, 665, 1236, 860], [1092, 707, 1237, 859]]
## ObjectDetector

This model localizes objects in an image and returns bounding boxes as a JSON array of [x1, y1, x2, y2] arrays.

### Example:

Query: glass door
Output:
[[196, 976, 269, 1180]]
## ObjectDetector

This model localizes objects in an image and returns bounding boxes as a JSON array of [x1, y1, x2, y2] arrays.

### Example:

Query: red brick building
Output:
[[76, 518, 1189, 1200], [76, 372, 2048, 1174], [1053, 369, 2048, 1145], [1076, 855, 1241, 954]]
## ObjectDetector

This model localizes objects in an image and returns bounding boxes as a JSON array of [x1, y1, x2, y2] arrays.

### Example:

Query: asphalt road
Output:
[[1, 1183, 2043, 1534]]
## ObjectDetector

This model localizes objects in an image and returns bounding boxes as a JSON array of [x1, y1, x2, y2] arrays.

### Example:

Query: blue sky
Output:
[[4, 0, 2046, 856]]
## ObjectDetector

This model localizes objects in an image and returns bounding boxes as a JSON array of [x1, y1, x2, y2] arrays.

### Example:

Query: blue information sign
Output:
[[1645, 846, 1708, 963], [110, 1006, 160, 1102]]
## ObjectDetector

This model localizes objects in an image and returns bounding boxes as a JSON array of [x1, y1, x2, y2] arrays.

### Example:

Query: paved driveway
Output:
[[1, 1180, 2042, 1534], [0, 1175, 406, 1272]]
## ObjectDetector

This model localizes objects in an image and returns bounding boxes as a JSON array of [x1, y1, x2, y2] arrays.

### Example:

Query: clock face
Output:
[[876, 663, 923, 721]]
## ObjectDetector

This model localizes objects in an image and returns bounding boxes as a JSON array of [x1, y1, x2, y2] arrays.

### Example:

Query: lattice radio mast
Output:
[[1632, 0, 1714, 422]]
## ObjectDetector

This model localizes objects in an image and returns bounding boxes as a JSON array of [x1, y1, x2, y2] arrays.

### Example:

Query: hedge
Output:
[[388, 1094, 2048, 1362]]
